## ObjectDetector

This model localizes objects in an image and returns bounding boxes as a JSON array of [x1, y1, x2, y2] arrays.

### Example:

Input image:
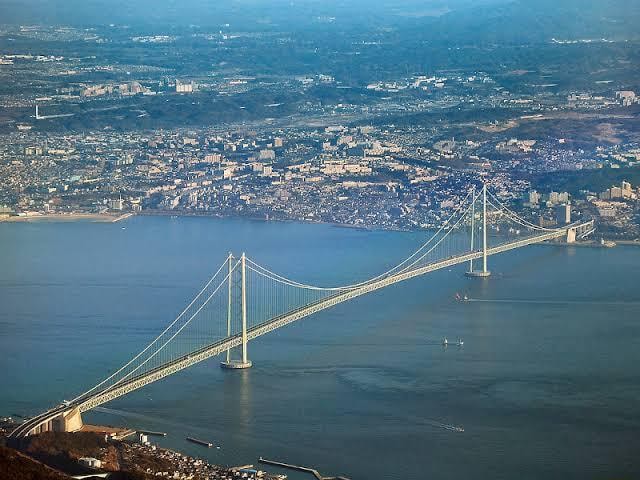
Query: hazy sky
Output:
[[0, 0, 638, 41], [0, 0, 515, 28]]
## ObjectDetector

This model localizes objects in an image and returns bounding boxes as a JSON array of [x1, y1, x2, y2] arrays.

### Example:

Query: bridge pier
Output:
[[220, 359, 252, 369], [466, 270, 491, 278]]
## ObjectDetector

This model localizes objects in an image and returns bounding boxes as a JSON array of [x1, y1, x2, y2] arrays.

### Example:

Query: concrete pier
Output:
[[259, 457, 350, 480], [465, 270, 491, 278], [138, 430, 167, 436], [186, 436, 213, 447], [220, 360, 252, 369]]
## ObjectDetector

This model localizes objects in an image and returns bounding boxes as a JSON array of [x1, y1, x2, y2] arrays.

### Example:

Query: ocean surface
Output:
[[1, 216, 639, 480]]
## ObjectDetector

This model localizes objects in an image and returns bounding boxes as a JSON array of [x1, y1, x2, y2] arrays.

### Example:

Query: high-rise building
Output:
[[616, 91, 637, 106], [176, 80, 194, 93], [24, 146, 43, 156], [108, 198, 124, 211], [556, 203, 571, 225], [610, 186, 623, 199], [528, 190, 540, 205], [622, 181, 634, 199]]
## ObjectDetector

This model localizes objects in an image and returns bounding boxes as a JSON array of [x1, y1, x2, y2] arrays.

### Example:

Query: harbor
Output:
[[259, 457, 350, 480], [0, 418, 287, 480]]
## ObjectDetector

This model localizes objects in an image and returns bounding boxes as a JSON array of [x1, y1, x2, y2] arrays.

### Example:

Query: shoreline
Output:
[[0, 419, 285, 480], [613, 239, 640, 246], [2, 210, 640, 244], [138, 209, 411, 232], [0, 212, 134, 223], [545, 239, 640, 248]]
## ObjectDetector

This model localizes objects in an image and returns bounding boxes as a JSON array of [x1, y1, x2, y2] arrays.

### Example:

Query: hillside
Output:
[[0, 445, 69, 480]]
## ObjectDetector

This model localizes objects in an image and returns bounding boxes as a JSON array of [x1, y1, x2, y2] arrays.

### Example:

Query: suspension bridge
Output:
[[10, 186, 593, 438]]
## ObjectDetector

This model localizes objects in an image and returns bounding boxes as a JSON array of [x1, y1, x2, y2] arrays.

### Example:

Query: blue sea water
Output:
[[1, 216, 639, 479]]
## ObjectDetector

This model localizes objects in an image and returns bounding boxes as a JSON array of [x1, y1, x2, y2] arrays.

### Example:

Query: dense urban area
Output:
[[0, 20, 639, 239]]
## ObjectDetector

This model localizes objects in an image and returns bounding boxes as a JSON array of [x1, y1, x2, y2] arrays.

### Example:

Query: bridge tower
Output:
[[221, 252, 252, 369], [466, 183, 491, 278]]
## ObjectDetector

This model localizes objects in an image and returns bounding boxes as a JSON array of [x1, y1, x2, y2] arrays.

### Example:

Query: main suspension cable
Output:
[[246, 188, 477, 291], [72, 257, 234, 403]]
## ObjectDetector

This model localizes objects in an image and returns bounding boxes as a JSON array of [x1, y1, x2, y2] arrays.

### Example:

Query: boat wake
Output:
[[422, 418, 464, 432], [92, 406, 185, 428]]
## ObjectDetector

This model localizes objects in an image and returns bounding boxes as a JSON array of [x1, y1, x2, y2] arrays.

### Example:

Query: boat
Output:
[[455, 338, 464, 346], [442, 337, 448, 346]]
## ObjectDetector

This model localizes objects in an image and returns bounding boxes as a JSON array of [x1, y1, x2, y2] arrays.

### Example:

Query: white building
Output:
[[108, 198, 124, 211], [79, 457, 102, 469], [176, 80, 194, 93], [259, 149, 276, 161], [528, 190, 541, 206]]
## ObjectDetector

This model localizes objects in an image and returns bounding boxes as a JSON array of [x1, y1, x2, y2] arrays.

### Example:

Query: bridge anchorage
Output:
[[9, 185, 594, 439]]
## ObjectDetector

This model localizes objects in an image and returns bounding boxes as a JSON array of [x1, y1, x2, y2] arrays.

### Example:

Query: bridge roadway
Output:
[[10, 223, 591, 438]]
